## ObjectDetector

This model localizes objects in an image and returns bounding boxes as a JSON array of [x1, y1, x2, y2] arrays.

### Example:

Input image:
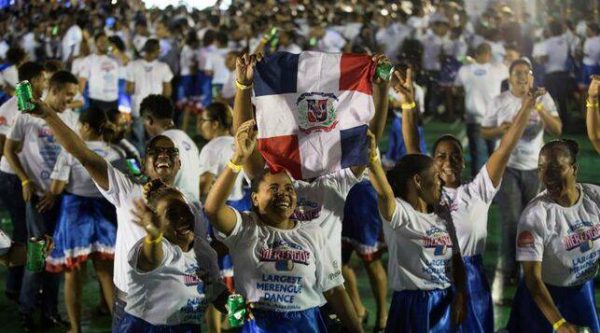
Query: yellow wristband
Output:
[[552, 318, 566, 331], [227, 160, 243, 173], [401, 101, 416, 110], [535, 103, 544, 112], [21, 179, 31, 187], [586, 98, 599, 108], [144, 233, 163, 244], [235, 80, 253, 90]]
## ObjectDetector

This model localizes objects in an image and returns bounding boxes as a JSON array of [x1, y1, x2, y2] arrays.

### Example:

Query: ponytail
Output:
[[79, 107, 116, 144]]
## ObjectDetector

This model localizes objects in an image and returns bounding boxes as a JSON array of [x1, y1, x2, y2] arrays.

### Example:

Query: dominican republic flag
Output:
[[254, 51, 376, 180]]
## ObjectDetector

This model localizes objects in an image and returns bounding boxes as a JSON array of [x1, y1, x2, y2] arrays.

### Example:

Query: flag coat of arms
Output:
[[253, 51, 376, 180]]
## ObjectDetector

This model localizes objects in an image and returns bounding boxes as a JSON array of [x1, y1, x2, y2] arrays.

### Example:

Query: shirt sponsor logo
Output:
[[259, 240, 311, 267], [291, 197, 321, 221], [0, 116, 6, 126], [563, 221, 600, 253], [517, 230, 535, 248], [183, 264, 201, 286], [422, 227, 452, 256]]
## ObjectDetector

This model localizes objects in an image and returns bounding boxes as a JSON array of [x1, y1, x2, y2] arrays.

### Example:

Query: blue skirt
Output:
[[462, 255, 493, 333], [506, 279, 600, 333], [242, 307, 327, 333], [118, 312, 201, 333], [580, 64, 600, 86], [385, 288, 457, 333], [46, 194, 117, 272], [177, 75, 199, 102], [341, 180, 386, 262]]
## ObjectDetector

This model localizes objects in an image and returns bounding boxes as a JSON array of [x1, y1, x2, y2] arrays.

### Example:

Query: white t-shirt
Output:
[[51, 141, 124, 198], [216, 209, 343, 311], [162, 129, 201, 202], [221, 71, 236, 100], [71, 56, 90, 78], [96, 164, 209, 293], [443, 166, 499, 257], [0, 65, 18, 90], [0, 228, 11, 256], [198, 136, 246, 201], [180, 45, 199, 76], [455, 62, 509, 123], [0, 97, 23, 174], [583, 35, 600, 66], [126, 239, 207, 325], [317, 30, 347, 53], [203, 47, 230, 85], [61, 24, 83, 62], [132, 35, 148, 55], [482, 91, 558, 170], [126, 59, 173, 117], [539, 34, 569, 73], [8, 110, 80, 195], [292, 168, 361, 265], [516, 184, 600, 287], [382, 197, 455, 291], [80, 54, 122, 102]]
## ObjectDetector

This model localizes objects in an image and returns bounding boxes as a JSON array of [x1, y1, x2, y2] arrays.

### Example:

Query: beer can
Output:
[[376, 63, 395, 81], [26, 237, 46, 272], [226, 293, 247, 328], [16, 80, 35, 112]]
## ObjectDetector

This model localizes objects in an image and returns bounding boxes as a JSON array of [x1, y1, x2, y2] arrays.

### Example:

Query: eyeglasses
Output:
[[146, 146, 179, 157]]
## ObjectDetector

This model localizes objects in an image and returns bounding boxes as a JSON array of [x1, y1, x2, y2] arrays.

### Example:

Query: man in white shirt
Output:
[[203, 31, 230, 98], [481, 59, 562, 304], [61, 17, 83, 64], [309, 23, 348, 53], [455, 43, 508, 176], [419, 14, 452, 116], [126, 38, 173, 153], [141, 94, 201, 201], [0, 47, 27, 97], [581, 23, 600, 90], [5, 70, 80, 330], [0, 62, 45, 307], [78, 31, 122, 112], [537, 21, 571, 127]]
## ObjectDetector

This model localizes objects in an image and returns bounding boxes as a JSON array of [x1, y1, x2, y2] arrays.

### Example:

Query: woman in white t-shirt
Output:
[[198, 102, 250, 332], [507, 140, 600, 333], [204, 120, 362, 333], [45, 107, 124, 333], [119, 181, 207, 332], [395, 67, 547, 332], [366, 129, 467, 332]]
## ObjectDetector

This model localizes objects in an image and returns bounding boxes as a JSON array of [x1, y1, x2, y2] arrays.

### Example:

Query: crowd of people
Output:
[[0, 0, 599, 332]]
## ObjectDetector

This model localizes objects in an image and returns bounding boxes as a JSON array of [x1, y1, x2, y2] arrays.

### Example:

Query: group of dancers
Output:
[[0, 50, 599, 333]]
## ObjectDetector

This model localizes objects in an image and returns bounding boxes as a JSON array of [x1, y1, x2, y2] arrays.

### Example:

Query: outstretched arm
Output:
[[366, 131, 396, 221], [392, 68, 421, 155], [523, 262, 578, 333], [204, 120, 257, 236], [350, 55, 392, 178], [33, 101, 109, 190], [587, 76, 600, 154], [486, 88, 546, 187], [232, 53, 265, 179]]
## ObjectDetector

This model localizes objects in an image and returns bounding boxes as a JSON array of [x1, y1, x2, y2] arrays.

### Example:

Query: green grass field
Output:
[[0, 117, 598, 332]]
